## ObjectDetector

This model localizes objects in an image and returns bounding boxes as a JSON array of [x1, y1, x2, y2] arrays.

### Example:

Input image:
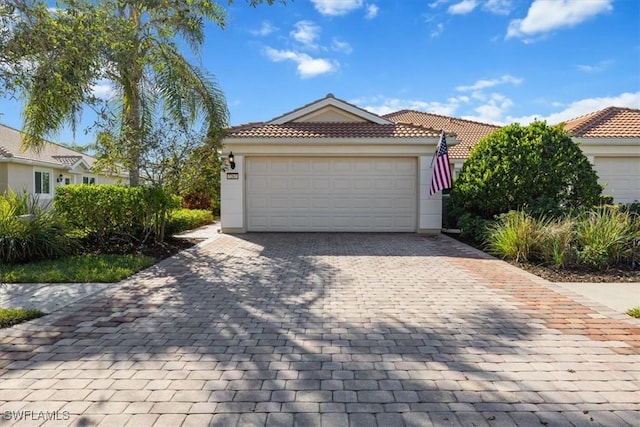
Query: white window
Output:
[[34, 171, 51, 194], [83, 176, 96, 185]]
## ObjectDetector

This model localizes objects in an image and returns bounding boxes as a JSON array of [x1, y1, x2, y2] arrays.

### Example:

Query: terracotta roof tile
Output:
[[226, 121, 442, 139], [563, 107, 640, 138], [383, 110, 500, 159], [52, 155, 84, 165]]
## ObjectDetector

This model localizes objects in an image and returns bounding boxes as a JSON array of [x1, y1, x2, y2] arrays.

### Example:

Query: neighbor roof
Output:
[[383, 110, 500, 159], [563, 107, 640, 138], [225, 121, 443, 139], [0, 123, 98, 169]]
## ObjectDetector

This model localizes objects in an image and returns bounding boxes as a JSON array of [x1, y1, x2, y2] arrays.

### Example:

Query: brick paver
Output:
[[1, 233, 639, 426]]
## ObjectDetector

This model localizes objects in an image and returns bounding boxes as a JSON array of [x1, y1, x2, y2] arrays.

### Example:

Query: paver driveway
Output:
[[1, 233, 639, 427]]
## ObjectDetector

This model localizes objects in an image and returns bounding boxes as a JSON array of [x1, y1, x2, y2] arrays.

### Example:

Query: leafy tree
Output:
[[1, 0, 278, 185], [450, 121, 602, 220]]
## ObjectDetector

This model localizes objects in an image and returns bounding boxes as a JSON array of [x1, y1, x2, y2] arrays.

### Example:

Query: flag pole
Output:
[[430, 129, 444, 168]]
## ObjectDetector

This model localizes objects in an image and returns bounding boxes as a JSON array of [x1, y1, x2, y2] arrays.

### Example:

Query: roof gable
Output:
[[563, 107, 640, 138], [269, 93, 392, 125]]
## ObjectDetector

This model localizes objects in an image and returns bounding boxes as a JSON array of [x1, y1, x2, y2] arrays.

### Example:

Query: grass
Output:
[[0, 254, 156, 283], [627, 306, 640, 318], [0, 308, 45, 328]]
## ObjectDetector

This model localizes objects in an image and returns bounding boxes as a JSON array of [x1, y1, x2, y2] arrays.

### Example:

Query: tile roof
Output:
[[226, 121, 442, 139], [383, 110, 500, 159], [563, 107, 640, 138], [0, 123, 97, 168], [52, 155, 84, 165]]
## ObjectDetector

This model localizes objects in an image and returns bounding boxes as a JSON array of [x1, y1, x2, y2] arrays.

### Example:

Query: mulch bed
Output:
[[512, 261, 640, 283]]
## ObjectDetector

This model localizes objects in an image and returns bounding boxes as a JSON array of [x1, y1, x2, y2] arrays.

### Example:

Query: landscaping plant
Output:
[[0, 191, 77, 264], [166, 209, 216, 236], [450, 121, 602, 221]]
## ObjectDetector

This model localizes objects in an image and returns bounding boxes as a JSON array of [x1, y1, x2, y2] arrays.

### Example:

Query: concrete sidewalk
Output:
[[554, 282, 640, 313]]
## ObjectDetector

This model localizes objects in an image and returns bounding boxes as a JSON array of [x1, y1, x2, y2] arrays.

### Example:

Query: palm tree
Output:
[[2, 0, 274, 185]]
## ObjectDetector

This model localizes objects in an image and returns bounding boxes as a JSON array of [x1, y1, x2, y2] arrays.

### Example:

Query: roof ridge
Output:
[[0, 123, 96, 160], [267, 94, 384, 124], [384, 109, 500, 128]]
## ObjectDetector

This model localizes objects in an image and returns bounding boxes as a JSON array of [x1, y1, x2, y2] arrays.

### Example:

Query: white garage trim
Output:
[[245, 157, 417, 232]]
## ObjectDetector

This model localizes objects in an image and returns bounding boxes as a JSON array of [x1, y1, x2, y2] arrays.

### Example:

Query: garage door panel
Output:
[[596, 157, 640, 204], [247, 157, 416, 232]]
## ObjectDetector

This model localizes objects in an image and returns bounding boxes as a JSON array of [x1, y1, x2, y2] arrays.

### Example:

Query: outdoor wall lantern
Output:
[[56, 174, 64, 183], [228, 152, 236, 170]]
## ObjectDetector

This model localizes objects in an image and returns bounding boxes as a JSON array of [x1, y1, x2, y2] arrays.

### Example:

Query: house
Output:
[[220, 94, 460, 233], [563, 107, 640, 204], [383, 110, 500, 178], [0, 124, 127, 201]]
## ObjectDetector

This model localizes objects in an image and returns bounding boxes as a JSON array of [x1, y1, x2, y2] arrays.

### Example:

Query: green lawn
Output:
[[0, 254, 156, 283], [0, 308, 45, 328]]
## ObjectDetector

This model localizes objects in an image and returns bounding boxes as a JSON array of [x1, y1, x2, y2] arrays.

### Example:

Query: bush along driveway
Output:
[[0, 233, 639, 427]]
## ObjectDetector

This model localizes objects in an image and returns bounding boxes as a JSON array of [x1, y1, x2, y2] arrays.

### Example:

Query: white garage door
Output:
[[595, 157, 640, 204], [246, 157, 417, 232]]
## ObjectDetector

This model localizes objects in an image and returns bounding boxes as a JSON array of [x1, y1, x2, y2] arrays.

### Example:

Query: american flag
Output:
[[429, 130, 452, 196]]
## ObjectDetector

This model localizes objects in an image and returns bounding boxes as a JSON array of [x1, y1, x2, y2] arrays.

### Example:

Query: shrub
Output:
[[451, 121, 602, 220], [0, 191, 77, 264], [166, 209, 215, 236], [457, 213, 492, 244], [54, 185, 180, 246], [486, 210, 543, 262], [536, 217, 575, 268], [574, 208, 639, 269], [181, 192, 211, 210]]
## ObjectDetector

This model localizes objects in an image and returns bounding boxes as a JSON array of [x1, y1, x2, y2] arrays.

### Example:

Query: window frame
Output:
[[34, 169, 53, 196]]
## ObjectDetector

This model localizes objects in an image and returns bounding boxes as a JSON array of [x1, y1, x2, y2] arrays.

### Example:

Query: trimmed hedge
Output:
[[54, 185, 180, 245], [166, 209, 215, 236]]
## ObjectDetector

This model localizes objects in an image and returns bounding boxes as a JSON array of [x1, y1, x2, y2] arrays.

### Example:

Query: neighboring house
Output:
[[220, 94, 460, 233], [563, 107, 640, 204], [384, 110, 500, 178], [0, 124, 128, 201]]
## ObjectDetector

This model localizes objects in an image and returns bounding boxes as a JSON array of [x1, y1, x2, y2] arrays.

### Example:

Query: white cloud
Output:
[[331, 38, 353, 54], [250, 21, 277, 36], [431, 23, 444, 38], [507, 0, 613, 39], [365, 4, 379, 19], [456, 74, 522, 92], [483, 0, 512, 15], [310, 0, 363, 16], [429, 0, 450, 8], [507, 92, 640, 125], [448, 0, 478, 15], [354, 95, 469, 117], [576, 59, 613, 73], [462, 93, 514, 124], [290, 21, 321, 49], [91, 81, 115, 99], [263, 47, 336, 78]]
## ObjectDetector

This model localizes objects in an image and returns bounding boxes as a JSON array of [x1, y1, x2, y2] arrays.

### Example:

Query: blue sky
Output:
[[1, 0, 639, 145]]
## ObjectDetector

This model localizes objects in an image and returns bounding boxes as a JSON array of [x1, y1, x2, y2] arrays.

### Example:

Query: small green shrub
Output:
[[486, 210, 543, 262], [0, 191, 77, 264], [536, 217, 575, 268], [54, 185, 180, 246], [627, 306, 640, 318], [457, 213, 492, 243], [166, 209, 215, 236], [0, 308, 45, 328], [574, 208, 638, 269]]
